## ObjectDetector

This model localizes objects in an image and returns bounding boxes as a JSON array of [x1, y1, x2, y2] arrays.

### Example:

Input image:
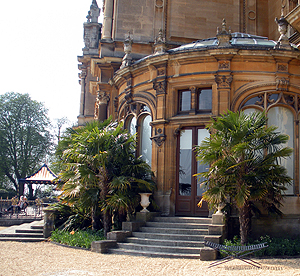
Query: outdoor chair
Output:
[[204, 240, 268, 268]]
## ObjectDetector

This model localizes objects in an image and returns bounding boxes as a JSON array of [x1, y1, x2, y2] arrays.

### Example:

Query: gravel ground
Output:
[[0, 241, 300, 276]]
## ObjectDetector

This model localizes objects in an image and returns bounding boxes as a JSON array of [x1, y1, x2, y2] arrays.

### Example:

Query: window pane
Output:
[[129, 117, 137, 136], [197, 129, 210, 196], [268, 107, 294, 195], [179, 129, 192, 196], [180, 91, 191, 111], [141, 115, 152, 166], [198, 89, 212, 111]]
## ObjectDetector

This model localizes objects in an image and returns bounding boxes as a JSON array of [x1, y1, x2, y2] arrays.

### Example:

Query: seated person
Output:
[[6, 196, 28, 213]]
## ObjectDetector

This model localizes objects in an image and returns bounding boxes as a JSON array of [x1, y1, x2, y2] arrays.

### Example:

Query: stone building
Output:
[[77, 0, 300, 236]]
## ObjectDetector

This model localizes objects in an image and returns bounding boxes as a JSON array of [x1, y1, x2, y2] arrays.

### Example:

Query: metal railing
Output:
[[0, 198, 46, 219]]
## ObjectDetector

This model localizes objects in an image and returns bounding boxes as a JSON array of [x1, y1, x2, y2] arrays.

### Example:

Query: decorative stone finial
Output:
[[216, 19, 232, 47], [154, 29, 166, 55], [120, 32, 133, 69], [86, 0, 100, 23], [274, 16, 292, 50]]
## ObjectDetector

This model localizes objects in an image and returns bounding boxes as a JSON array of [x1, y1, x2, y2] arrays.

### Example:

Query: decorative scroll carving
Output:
[[215, 75, 233, 89], [153, 79, 167, 95], [267, 93, 275, 105], [276, 77, 289, 91], [284, 94, 295, 105], [157, 68, 166, 76], [151, 128, 166, 147]]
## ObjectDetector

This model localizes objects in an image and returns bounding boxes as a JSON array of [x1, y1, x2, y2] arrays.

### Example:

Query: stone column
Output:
[[43, 208, 56, 239], [79, 68, 87, 117], [95, 91, 110, 122], [102, 0, 114, 40]]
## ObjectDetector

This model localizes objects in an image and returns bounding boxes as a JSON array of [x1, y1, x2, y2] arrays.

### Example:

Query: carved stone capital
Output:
[[215, 75, 233, 89], [96, 91, 110, 105], [153, 79, 167, 95]]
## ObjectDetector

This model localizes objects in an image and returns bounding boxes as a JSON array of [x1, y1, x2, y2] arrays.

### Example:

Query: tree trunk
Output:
[[238, 202, 251, 245], [91, 205, 102, 231]]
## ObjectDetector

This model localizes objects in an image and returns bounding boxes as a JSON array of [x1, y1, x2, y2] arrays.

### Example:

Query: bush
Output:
[[50, 229, 106, 249], [222, 235, 300, 257]]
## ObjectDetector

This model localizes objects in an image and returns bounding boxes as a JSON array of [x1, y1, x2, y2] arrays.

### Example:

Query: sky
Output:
[[0, 0, 103, 125]]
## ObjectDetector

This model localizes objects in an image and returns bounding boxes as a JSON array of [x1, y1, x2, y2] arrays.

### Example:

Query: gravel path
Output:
[[0, 241, 300, 276]]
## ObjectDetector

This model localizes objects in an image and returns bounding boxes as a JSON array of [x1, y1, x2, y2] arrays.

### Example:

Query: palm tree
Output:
[[195, 111, 292, 244], [55, 119, 155, 235]]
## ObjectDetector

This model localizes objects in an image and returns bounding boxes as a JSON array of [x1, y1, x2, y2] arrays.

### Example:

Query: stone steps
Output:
[[109, 216, 211, 258], [0, 221, 45, 242]]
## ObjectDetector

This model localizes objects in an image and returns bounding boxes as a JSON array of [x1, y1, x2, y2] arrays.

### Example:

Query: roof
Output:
[[19, 164, 58, 184], [169, 32, 278, 53]]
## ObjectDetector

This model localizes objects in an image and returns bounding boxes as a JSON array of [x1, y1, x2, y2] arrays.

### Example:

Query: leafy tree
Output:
[[55, 119, 155, 234], [195, 111, 292, 244], [0, 92, 52, 197]]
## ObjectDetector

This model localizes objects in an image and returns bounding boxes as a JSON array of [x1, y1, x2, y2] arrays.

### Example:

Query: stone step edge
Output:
[[109, 248, 200, 259], [117, 242, 202, 251], [126, 237, 205, 245]]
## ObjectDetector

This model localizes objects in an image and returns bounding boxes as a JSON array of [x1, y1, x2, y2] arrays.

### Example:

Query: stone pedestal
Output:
[[43, 208, 56, 238]]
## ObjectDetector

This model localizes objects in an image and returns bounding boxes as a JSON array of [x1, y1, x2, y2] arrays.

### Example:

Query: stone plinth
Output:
[[91, 240, 117, 253]]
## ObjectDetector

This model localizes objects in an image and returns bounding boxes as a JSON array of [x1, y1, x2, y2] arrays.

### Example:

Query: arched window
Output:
[[124, 103, 152, 167], [140, 115, 152, 166], [267, 106, 294, 195], [128, 116, 137, 136]]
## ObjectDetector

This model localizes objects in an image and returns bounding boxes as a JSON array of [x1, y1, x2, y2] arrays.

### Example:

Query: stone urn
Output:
[[139, 193, 152, 212], [216, 203, 226, 214]]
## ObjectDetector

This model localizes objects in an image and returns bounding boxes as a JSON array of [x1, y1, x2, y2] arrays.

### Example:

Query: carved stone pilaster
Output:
[[218, 61, 230, 70], [153, 79, 167, 95], [215, 75, 233, 89], [276, 77, 289, 91]]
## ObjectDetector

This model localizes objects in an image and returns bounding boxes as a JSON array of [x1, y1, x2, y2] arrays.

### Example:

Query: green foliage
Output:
[[195, 111, 292, 244], [55, 118, 156, 233], [49, 202, 92, 231], [0, 92, 52, 196], [50, 229, 105, 249], [222, 235, 300, 257]]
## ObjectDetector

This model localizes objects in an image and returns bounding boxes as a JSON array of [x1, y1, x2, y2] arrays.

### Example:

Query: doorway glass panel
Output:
[[179, 129, 192, 196], [197, 128, 210, 196]]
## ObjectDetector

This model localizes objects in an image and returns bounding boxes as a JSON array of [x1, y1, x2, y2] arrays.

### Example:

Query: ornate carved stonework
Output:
[[151, 128, 166, 147], [277, 64, 288, 72], [96, 91, 110, 105], [114, 97, 119, 112], [125, 91, 133, 103], [153, 79, 167, 95], [215, 75, 233, 89], [157, 68, 165, 76], [154, 29, 166, 55], [218, 61, 230, 70], [216, 19, 232, 47], [83, 1, 101, 52], [276, 77, 289, 91], [120, 33, 133, 69]]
